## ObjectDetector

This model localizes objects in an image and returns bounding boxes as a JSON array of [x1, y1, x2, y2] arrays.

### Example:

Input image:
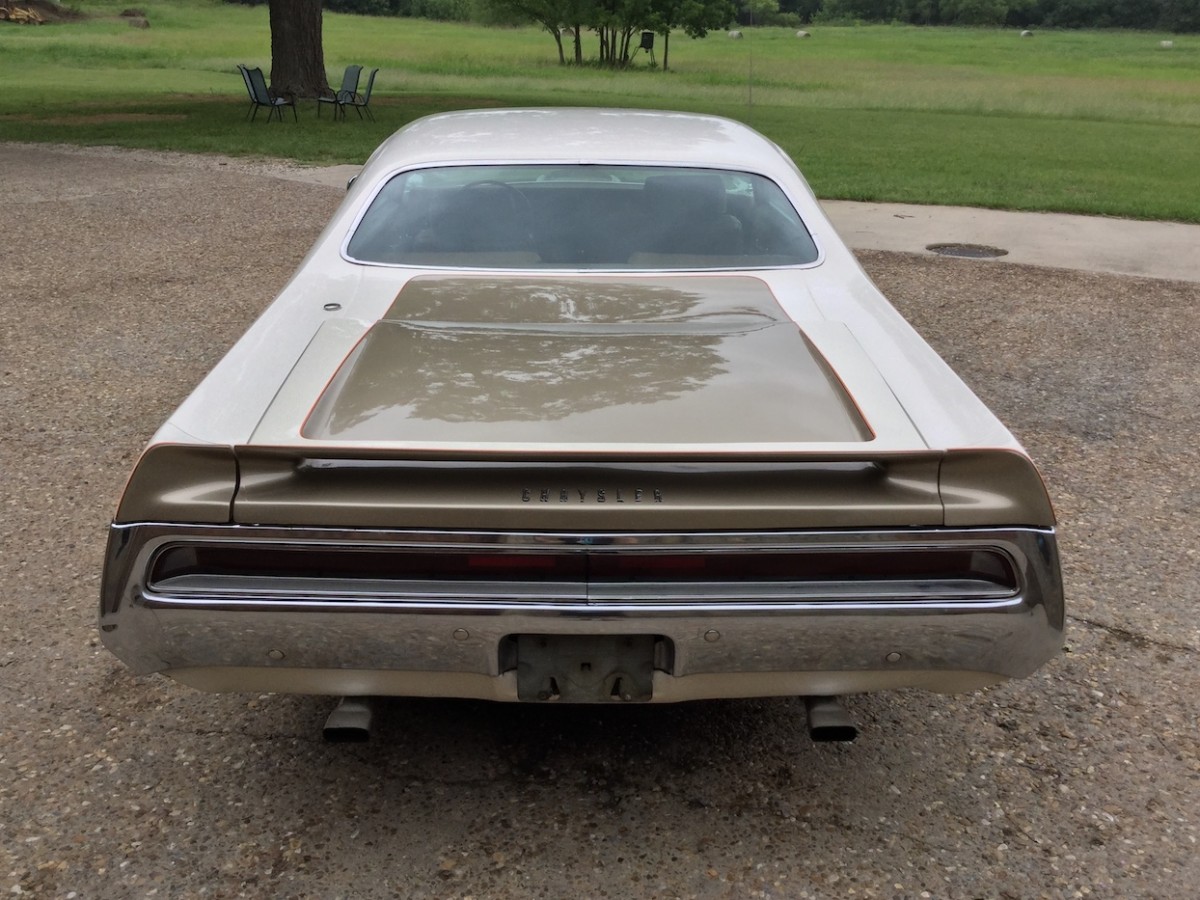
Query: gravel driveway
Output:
[[1, 144, 1197, 899]]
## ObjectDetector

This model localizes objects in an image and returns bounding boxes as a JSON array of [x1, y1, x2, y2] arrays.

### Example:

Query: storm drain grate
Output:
[[926, 243, 1009, 259]]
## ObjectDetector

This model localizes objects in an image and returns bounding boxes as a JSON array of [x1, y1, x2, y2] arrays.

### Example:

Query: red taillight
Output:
[[466, 554, 564, 570], [151, 546, 587, 584], [150, 545, 1016, 592], [592, 555, 708, 577]]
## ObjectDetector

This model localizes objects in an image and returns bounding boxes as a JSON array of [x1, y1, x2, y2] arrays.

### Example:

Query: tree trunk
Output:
[[549, 25, 565, 65], [663, 32, 670, 71], [268, 0, 330, 100]]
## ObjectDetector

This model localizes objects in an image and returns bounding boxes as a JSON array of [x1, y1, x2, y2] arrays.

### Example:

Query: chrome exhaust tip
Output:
[[804, 696, 858, 743], [323, 697, 374, 742]]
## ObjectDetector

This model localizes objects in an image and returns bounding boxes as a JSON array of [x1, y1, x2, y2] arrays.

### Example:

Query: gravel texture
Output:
[[1, 144, 1197, 899]]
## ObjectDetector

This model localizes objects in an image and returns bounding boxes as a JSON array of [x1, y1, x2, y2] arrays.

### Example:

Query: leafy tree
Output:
[[779, 0, 825, 22], [593, 0, 653, 66], [649, 0, 734, 69], [1104, 0, 1160, 28], [940, 0, 1007, 24], [487, 0, 590, 62], [895, 0, 941, 24], [817, 0, 899, 21], [492, 0, 566, 62], [1162, 0, 1200, 32], [487, 0, 722, 69], [735, 0, 778, 23]]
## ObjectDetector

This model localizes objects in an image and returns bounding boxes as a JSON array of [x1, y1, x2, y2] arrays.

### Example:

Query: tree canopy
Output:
[[486, 0, 735, 67], [778, 0, 1199, 29]]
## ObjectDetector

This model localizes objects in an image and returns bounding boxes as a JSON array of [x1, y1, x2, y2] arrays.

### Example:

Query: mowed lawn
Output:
[[2, 0, 1198, 221]]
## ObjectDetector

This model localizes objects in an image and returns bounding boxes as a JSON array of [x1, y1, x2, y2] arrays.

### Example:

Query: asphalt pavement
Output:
[[1, 143, 1197, 899]]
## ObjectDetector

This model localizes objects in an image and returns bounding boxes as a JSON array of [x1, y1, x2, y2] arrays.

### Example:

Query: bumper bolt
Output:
[[703, 630, 721, 643], [452, 628, 470, 641], [886, 651, 903, 663], [267, 649, 285, 660]]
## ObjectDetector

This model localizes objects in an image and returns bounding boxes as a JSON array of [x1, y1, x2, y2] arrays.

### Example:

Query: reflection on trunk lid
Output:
[[303, 275, 871, 445]]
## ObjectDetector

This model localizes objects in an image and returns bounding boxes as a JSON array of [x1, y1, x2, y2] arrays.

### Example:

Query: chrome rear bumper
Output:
[[100, 524, 1063, 700]]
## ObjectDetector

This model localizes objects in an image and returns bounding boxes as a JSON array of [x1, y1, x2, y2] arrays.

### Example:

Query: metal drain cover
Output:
[[926, 243, 1008, 259]]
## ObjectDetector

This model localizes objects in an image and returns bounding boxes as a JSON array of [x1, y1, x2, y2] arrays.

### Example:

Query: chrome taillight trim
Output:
[[106, 524, 1045, 614]]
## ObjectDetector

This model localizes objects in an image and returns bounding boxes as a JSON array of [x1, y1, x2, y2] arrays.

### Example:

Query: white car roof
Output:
[[360, 108, 798, 176]]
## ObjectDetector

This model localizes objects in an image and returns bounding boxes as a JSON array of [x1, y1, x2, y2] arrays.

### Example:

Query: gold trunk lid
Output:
[[301, 276, 872, 447]]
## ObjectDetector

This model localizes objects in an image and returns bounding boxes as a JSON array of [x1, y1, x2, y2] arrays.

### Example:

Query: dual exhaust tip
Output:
[[803, 696, 859, 743], [323, 697, 374, 743], [323, 695, 858, 743]]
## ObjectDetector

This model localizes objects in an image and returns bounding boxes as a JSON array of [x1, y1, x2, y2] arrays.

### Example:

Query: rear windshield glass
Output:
[[345, 164, 819, 270]]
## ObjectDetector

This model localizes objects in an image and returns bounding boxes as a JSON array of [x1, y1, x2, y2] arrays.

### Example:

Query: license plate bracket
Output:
[[514, 634, 656, 702]]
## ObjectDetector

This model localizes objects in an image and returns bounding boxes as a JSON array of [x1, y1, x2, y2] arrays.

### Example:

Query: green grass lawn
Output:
[[2, 0, 1198, 221]]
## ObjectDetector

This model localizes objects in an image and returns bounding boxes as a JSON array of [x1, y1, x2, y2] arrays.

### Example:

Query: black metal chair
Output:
[[239, 65, 296, 123], [345, 68, 379, 122], [317, 64, 362, 120]]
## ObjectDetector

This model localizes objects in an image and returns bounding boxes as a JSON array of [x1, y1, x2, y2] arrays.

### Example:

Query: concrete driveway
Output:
[[1, 144, 1197, 898]]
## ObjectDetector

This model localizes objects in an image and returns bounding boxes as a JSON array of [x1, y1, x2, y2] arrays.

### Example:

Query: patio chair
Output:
[[240, 65, 296, 123], [237, 64, 255, 121], [345, 68, 379, 122], [317, 64, 362, 120]]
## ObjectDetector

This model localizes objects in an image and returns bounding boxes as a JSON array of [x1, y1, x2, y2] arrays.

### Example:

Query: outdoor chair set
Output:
[[237, 64, 377, 123], [318, 65, 379, 121], [237, 64, 295, 123]]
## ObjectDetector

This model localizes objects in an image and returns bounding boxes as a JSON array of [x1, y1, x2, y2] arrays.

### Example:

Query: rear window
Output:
[[345, 164, 819, 270]]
